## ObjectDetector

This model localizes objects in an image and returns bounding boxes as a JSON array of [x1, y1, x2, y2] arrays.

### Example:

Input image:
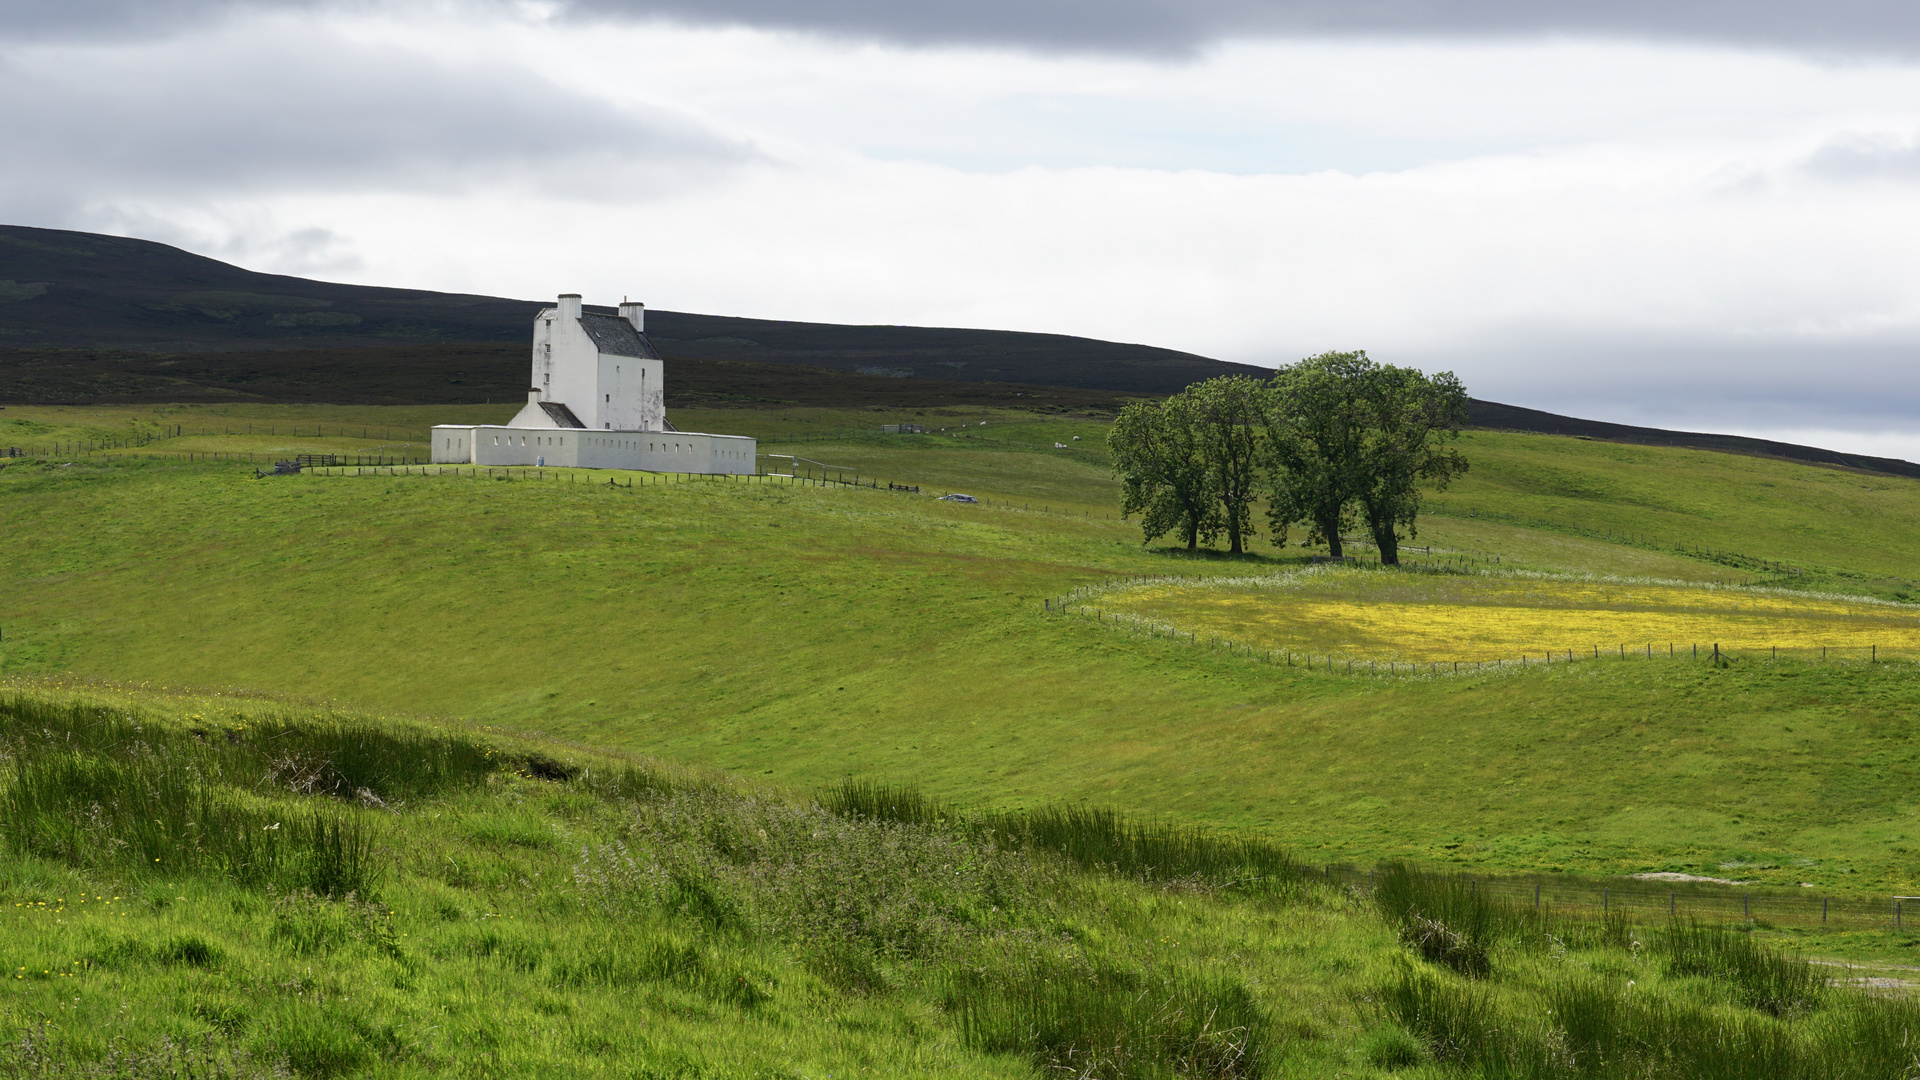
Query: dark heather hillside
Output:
[[1468, 398, 1920, 481], [0, 345, 1141, 413], [0, 224, 1257, 393]]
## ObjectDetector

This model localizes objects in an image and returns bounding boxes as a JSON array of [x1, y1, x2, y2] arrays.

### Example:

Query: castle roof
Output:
[[579, 312, 661, 360], [538, 401, 586, 428]]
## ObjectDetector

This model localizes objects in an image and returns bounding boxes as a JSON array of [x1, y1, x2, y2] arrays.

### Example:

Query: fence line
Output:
[[2, 423, 434, 460], [1042, 590, 1898, 678], [295, 464, 942, 493], [1311, 862, 1910, 934]]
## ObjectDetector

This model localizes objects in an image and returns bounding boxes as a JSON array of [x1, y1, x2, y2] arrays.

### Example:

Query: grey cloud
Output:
[[1415, 329, 1920, 436], [561, 0, 1920, 58], [5, 0, 1918, 57], [0, 31, 753, 218], [1801, 134, 1920, 182], [0, 0, 315, 41]]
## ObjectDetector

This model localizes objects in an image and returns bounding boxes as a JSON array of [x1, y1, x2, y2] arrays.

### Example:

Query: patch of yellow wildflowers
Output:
[[1099, 570, 1920, 662]]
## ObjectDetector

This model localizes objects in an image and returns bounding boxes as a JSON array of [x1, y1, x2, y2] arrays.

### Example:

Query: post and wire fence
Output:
[[1045, 586, 1902, 678], [1312, 863, 1914, 934], [1, 423, 432, 460]]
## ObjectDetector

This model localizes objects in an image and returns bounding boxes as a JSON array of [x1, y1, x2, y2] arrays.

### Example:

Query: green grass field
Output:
[[5, 682, 1919, 1079], [11, 401, 1920, 1074], [6, 407, 1920, 902]]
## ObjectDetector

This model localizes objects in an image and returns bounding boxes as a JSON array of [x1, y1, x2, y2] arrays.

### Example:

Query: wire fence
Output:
[[297, 464, 934, 491], [1, 424, 432, 459], [1044, 584, 1909, 676], [1311, 862, 1913, 934], [4, 449, 427, 467]]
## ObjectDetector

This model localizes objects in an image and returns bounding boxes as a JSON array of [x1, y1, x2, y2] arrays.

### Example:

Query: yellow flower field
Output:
[[1094, 569, 1920, 663]]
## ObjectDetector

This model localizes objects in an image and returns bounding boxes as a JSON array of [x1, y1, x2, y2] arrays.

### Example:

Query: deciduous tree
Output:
[[1108, 395, 1219, 550], [1354, 364, 1469, 565], [1186, 375, 1268, 555], [1263, 352, 1372, 558]]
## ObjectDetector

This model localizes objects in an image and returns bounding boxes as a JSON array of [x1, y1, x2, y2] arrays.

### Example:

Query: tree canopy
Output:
[[1107, 353, 1467, 564], [1108, 394, 1219, 551]]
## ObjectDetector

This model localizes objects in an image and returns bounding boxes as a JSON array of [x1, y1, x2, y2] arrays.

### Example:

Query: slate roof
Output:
[[579, 312, 661, 359], [539, 401, 586, 428]]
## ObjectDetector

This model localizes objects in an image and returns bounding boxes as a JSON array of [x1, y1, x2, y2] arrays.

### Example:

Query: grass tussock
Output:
[[1, 710, 384, 897], [1384, 964, 1920, 1080], [950, 960, 1271, 1080], [1657, 919, 1826, 1016], [825, 780, 1298, 895], [1373, 864, 1635, 978], [1374, 870, 1920, 1079]]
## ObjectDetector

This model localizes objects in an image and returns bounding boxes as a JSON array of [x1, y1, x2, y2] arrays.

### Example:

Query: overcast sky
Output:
[[6, 1, 1920, 456]]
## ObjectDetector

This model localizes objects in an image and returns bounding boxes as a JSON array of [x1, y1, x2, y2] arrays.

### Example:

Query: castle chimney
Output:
[[619, 299, 645, 332], [557, 293, 582, 323]]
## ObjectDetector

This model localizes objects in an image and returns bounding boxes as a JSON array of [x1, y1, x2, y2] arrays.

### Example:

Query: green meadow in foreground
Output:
[[5, 407, 1920, 896], [4, 682, 1919, 1079]]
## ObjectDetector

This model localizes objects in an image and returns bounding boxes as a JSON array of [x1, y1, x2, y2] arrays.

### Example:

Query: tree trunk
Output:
[[1321, 514, 1343, 558], [1186, 522, 1199, 551], [1371, 512, 1399, 565]]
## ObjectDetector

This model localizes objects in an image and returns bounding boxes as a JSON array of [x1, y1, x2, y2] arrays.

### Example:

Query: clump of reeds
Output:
[[0, 695, 522, 897], [1658, 919, 1825, 1016], [993, 804, 1298, 895], [3, 747, 381, 898], [1373, 864, 1533, 977], [823, 780, 1298, 895], [1378, 969, 1520, 1068], [822, 778, 954, 829], [1381, 907, 1920, 1080], [949, 959, 1270, 1080], [0, 695, 499, 805]]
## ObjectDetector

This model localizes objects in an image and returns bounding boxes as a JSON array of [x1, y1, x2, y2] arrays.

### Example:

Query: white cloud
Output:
[[7, 11, 1920, 444]]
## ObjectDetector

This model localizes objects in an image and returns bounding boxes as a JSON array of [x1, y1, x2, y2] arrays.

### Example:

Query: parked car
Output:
[[937, 493, 979, 503]]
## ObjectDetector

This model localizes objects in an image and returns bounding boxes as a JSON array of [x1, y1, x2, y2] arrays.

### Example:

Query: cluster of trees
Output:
[[1107, 351, 1468, 565]]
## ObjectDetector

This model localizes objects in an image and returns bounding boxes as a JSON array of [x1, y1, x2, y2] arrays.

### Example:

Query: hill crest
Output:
[[0, 223, 1259, 394]]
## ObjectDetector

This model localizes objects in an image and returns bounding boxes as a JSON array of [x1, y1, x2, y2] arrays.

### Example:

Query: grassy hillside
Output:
[[1434, 431, 1920, 597], [6, 412, 1920, 899], [4, 681, 1918, 1079]]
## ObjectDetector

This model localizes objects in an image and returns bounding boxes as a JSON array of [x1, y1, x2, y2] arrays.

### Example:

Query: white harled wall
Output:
[[430, 425, 756, 474]]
